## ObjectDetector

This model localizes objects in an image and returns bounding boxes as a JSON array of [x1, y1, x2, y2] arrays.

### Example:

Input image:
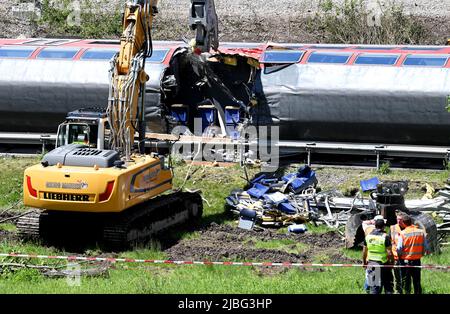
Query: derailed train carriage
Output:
[[1, 38, 450, 146]]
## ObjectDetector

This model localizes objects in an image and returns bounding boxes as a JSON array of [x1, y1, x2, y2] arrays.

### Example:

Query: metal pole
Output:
[[376, 151, 380, 170], [307, 148, 311, 166], [239, 139, 244, 167]]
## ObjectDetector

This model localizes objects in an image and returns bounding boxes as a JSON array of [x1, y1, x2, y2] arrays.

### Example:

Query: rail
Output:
[[2, 132, 450, 169]]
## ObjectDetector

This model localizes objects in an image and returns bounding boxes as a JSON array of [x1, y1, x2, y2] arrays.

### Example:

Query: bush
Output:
[[378, 161, 391, 175], [307, 0, 429, 44], [39, 0, 122, 38], [1, 267, 43, 283]]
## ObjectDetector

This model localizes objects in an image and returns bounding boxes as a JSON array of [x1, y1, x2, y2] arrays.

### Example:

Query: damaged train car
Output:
[[1, 38, 450, 146], [0, 38, 260, 138]]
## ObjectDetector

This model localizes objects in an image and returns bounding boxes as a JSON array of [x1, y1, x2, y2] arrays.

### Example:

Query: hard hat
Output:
[[374, 214, 387, 224]]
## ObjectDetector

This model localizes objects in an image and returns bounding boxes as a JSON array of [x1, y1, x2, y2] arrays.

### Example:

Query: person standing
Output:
[[363, 218, 394, 294], [389, 212, 405, 294], [397, 214, 428, 294]]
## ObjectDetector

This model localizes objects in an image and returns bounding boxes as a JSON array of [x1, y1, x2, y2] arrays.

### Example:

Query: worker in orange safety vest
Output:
[[397, 214, 429, 294], [388, 211, 405, 294]]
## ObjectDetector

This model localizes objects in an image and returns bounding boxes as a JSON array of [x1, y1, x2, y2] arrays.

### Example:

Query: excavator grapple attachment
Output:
[[190, 0, 219, 52]]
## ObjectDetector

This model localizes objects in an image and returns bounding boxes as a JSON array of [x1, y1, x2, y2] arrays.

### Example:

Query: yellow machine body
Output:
[[23, 155, 172, 213]]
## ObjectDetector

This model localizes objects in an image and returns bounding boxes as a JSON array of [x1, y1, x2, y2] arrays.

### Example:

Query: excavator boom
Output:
[[108, 0, 219, 159]]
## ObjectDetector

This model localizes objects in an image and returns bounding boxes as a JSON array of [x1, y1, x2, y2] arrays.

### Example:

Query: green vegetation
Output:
[[314, 166, 449, 199], [171, 163, 260, 224], [1, 248, 448, 294], [307, 0, 429, 45], [303, 223, 331, 234], [0, 157, 39, 207], [378, 162, 391, 175], [252, 239, 309, 254], [30, 0, 437, 45], [0, 223, 16, 232]]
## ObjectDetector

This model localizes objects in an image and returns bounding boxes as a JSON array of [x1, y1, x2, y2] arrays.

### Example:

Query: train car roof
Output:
[[1, 38, 450, 68]]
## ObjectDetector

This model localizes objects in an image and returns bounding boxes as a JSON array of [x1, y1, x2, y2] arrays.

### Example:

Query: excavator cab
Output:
[[56, 109, 110, 150]]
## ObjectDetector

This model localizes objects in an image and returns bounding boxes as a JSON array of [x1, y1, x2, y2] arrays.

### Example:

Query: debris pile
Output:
[[226, 165, 326, 230]]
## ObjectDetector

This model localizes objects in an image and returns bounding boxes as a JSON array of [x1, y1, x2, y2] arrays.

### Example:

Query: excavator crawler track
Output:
[[103, 191, 203, 248], [16, 210, 41, 239], [17, 191, 203, 249]]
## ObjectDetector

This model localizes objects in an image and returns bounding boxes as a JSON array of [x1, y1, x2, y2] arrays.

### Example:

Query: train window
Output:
[[45, 40, 71, 46], [355, 46, 396, 50], [403, 55, 449, 67], [307, 52, 352, 64], [145, 49, 170, 63], [37, 48, 80, 59], [0, 46, 35, 58], [81, 49, 118, 60], [23, 39, 70, 46], [354, 54, 399, 65], [401, 47, 444, 51], [261, 50, 304, 63], [88, 40, 120, 45]]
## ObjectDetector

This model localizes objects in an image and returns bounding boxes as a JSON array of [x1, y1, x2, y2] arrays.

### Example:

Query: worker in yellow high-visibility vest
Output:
[[363, 217, 394, 294]]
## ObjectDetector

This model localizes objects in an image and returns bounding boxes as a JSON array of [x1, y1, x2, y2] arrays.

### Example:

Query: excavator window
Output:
[[56, 122, 100, 148], [69, 124, 90, 145], [65, 124, 98, 148], [56, 123, 68, 147]]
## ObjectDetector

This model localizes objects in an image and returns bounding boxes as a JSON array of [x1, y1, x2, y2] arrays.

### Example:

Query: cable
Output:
[[179, 142, 202, 191]]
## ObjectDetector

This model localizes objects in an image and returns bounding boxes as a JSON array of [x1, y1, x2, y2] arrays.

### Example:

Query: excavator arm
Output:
[[107, 0, 219, 160], [190, 0, 219, 53]]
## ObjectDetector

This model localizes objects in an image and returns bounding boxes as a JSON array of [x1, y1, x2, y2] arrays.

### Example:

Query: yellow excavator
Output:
[[18, 0, 219, 247]]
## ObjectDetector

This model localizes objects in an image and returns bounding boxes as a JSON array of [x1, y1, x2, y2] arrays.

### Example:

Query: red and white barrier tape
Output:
[[0, 253, 448, 269]]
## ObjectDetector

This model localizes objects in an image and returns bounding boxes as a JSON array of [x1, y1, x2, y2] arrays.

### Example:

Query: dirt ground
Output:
[[165, 223, 357, 268], [0, 215, 357, 269]]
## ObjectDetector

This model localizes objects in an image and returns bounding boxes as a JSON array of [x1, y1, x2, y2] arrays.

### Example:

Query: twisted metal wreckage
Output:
[[225, 165, 450, 253]]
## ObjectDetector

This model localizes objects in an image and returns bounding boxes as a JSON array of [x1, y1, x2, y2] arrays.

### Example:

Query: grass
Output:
[[252, 239, 309, 254], [0, 265, 364, 294], [0, 157, 449, 293], [171, 163, 260, 223], [313, 166, 449, 198], [304, 223, 333, 234], [1, 253, 448, 294], [0, 223, 16, 232]]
